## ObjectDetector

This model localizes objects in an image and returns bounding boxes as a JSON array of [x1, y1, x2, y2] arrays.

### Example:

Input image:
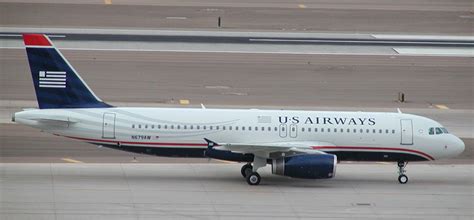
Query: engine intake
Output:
[[272, 154, 337, 179]]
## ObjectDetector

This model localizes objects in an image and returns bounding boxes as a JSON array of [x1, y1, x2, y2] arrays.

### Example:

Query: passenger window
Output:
[[327, 128, 330, 133], [340, 128, 343, 133], [229, 126, 232, 130], [321, 128, 324, 132], [315, 128, 318, 132], [436, 127, 443, 134], [347, 128, 350, 133], [242, 127, 245, 131], [210, 126, 213, 130], [216, 126, 219, 130], [353, 129, 357, 133], [360, 129, 363, 133], [366, 129, 370, 133], [385, 129, 389, 134], [196, 125, 200, 130], [138, 125, 142, 129], [248, 127, 252, 131], [392, 129, 395, 134], [373, 129, 376, 133], [379, 129, 382, 134], [268, 127, 271, 131], [308, 128, 312, 132], [302, 127, 305, 132], [177, 125, 180, 129], [235, 126, 239, 131], [255, 126, 258, 131], [132, 124, 135, 129], [222, 126, 225, 130], [145, 125, 148, 129]]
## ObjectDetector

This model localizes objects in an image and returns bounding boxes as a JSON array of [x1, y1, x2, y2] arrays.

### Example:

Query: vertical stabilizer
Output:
[[23, 34, 111, 109]]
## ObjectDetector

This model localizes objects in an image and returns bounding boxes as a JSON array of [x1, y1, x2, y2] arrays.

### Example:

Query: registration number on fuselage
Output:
[[131, 135, 152, 140]]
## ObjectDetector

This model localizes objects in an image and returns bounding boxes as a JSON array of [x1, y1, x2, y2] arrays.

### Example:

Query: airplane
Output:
[[13, 34, 465, 185]]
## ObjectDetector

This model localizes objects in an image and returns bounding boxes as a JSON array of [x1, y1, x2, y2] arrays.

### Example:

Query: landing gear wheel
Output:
[[241, 164, 253, 178], [398, 174, 408, 184], [246, 172, 261, 185], [397, 161, 408, 184]]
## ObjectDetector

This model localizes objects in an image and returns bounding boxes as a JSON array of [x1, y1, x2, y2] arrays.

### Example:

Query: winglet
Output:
[[204, 138, 219, 149]]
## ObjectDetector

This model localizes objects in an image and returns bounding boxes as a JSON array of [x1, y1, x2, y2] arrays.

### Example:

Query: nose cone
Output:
[[449, 136, 465, 157], [454, 137, 465, 156]]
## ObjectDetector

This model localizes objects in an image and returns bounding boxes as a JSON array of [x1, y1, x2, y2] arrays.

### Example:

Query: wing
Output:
[[210, 140, 335, 158]]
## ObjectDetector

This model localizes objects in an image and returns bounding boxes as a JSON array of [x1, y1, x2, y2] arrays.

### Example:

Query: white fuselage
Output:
[[14, 107, 465, 161]]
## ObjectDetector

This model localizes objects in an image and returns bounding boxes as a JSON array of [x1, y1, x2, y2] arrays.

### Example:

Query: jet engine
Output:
[[272, 154, 337, 179]]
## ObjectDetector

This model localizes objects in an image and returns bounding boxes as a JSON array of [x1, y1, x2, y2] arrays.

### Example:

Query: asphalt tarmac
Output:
[[0, 1, 472, 34], [1, 49, 472, 109], [1, 163, 473, 220]]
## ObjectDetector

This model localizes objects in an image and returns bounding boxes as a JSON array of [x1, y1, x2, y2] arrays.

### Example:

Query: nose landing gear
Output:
[[397, 161, 408, 184]]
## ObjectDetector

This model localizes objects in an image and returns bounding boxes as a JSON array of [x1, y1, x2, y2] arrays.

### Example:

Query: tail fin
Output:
[[23, 34, 111, 109]]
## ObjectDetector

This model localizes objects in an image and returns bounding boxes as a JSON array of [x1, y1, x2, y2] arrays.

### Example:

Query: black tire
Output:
[[246, 172, 261, 185], [241, 164, 253, 178], [397, 161, 405, 168], [398, 174, 408, 184]]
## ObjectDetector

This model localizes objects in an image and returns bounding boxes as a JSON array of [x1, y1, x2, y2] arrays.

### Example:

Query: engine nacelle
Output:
[[272, 154, 337, 179]]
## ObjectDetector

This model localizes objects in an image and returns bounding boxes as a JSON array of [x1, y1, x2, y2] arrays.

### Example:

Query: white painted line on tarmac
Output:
[[393, 47, 473, 57], [373, 34, 474, 41]]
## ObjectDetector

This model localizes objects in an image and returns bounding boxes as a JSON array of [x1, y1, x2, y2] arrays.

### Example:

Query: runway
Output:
[[1, 49, 472, 109], [1, 163, 473, 219], [0, 1, 472, 34]]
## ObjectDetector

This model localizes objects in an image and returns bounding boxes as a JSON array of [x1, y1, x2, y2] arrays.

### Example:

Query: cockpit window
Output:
[[429, 127, 449, 135], [429, 127, 434, 135]]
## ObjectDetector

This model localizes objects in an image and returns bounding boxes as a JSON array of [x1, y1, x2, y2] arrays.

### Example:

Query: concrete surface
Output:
[[1, 49, 472, 109], [0, 1, 472, 34], [0, 163, 473, 219]]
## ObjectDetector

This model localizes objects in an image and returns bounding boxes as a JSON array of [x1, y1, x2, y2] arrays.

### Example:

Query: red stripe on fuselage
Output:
[[23, 34, 52, 46], [63, 135, 433, 160], [312, 146, 434, 160]]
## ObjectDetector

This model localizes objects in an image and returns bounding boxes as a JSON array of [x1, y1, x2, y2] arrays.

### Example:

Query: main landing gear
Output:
[[241, 157, 266, 185], [397, 161, 408, 184]]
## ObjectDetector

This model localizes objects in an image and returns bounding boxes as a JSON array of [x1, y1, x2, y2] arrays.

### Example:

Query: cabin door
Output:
[[102, 113, 116, 139], [400, 119, 413, 145], [289, 124, 298, 138]]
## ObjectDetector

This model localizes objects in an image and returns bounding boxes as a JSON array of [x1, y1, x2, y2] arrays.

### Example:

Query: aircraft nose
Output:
[[451, 136, 465, 156]]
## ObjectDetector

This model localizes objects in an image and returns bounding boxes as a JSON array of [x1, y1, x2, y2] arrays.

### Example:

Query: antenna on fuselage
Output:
[[201, 103, 206, 109], [397, 108, 402, 114]]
